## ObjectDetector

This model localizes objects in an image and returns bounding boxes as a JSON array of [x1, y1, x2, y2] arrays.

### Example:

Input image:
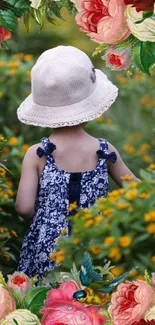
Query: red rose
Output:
[[0, 26, 11, 42], [124, 0, 154, 12]]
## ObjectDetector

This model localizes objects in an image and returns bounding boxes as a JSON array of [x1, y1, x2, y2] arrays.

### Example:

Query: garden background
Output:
[[0, 8, 155, 279]]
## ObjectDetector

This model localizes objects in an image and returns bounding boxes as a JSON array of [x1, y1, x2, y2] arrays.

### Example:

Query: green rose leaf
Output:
[[132, 41, 155, 75], [23, 286, 50, 318], [0, 9, 17, 31], [8, 0, 30, 16]]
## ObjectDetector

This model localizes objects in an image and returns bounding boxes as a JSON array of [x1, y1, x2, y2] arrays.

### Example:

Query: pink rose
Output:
[[73, 0, 130, 44], [0, 284, 16, 319], [7, 272, 32, 297], [41, 281, 107, 325], [102, 46, 131, 70], [108, 280, 155, 325]]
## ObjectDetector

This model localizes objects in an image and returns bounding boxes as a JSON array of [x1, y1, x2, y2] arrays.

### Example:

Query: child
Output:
[[16, 46, 139, 279]]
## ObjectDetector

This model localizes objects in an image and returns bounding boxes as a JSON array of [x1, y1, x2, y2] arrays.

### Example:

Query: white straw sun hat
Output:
[[17, 46, 118, 128]]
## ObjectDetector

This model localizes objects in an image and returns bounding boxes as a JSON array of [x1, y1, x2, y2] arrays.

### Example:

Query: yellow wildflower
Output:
[[9, 69, 17, 76], [16, 53, 24, 59], [146, 223, 155, 234], [82, 213, 93, 220], [0, 136, 6, 142], [129, 269, 137, 277], [68, 202, 77, 212], [8, 61, 19, 69], [139, 192, 149, 199], [144, 211, 155, 222], [95, 215, 103, 226], [26, 71, 31, 77], [73, 238, 80, 245], [0, 167, 6, 178], [108, 246, 121, 261], [21, 144, 29, 152], [0, 61, 6, 67], [127, 182, 138, 188], [49, 251, 57, 260], [5, 180, 13, 187], [151, 255, 155, 263], [119, 236, 132, 247], [112, 266, 125, 277], [106, 119, 112, 125], [9, 137, 18, 145], [2, 147, 9, 153], [90, 245, 102, 255], [0, 92, 3, 98], [124, 145, 136, 155], [138, 143, 150, 154], [125, 189, 138, 200], [11, 230, 17, 237], [148, 164, 155, 170], [55, 254, 65, 264], [58, 248, 66, 255], [96, 116, 104, 123], [84, 219, 94, 228], [6, 189, 14, 197], [24, 54, 33, 61], [104, 236, 115, 246], [121, 174, 133, 181], [103, 208, 113, 215], [142, 155, 152, 163], [117, 202, 129, 209], [137, 274, 144, 280], [116, 75, 129, 84], [60, 228, 68, 236], [0, 227, 8, 233]]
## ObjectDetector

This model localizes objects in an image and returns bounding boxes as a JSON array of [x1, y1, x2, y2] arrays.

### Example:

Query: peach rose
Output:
[[102, 46, 131, 70], [108, 280, 155, 325], [73, 0, 130, 44], [41, 281, 107, 325], [7, 272, 32, 297], [0, 284, 16, 319]]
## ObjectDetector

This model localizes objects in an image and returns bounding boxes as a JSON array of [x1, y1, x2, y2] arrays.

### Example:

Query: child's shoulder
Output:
[[23, 142, 43, 163]]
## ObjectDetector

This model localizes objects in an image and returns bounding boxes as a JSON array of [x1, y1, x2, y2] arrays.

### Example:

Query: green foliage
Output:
[[57, 170, 155, 275], [23, 287, 50, 318], [132, 41, 155, 75]]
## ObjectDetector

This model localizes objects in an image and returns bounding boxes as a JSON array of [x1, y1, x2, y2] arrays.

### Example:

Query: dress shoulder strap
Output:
[[36, 137, 56, 159], [97, 138, 117, 164]]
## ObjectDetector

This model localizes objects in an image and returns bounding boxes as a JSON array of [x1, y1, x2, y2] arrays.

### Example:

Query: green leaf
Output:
[[144, 270, 152, 285], [92, 44, 110, 57], [10, 289, 23, 308], [8, 0, 30, 15], [13, 319, 19, 325], [0, 272, 7, 288], [23, 286, 50, 318], [135, 11, 153, 24], [0, 9, 17, 31], [140, 169, 152, 182], [23, 10, 32, 32], [115, 34, 137, 50], [132, 41, 155, 75]]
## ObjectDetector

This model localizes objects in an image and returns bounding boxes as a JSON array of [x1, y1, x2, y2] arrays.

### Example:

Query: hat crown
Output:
[[31, 46, 96, 107]]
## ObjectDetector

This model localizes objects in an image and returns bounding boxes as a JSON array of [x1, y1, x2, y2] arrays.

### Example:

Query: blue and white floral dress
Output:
[[18, 137, 117, 279]]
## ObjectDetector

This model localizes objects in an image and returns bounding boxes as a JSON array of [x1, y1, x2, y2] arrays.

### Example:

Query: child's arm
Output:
[[15, 146, 39, 218], [108, 142, 140, 187]]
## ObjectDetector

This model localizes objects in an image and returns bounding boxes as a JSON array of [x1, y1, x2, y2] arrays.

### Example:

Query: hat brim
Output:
[[17, 69, 118, 128]]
